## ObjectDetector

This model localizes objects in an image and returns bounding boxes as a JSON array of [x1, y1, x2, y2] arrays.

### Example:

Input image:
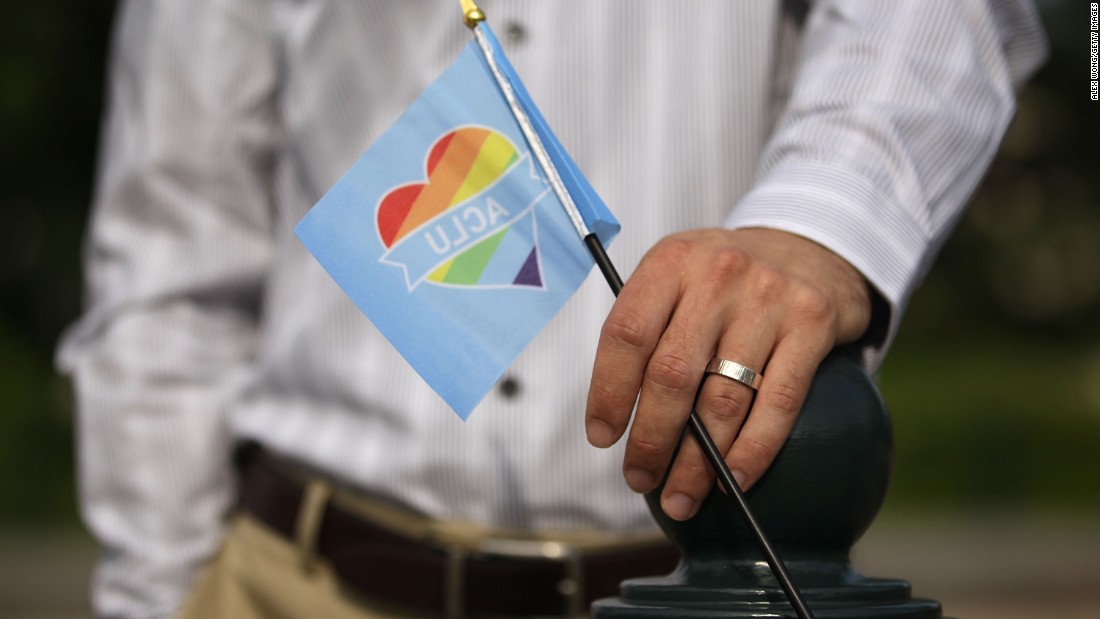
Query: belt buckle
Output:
[[444, 538, 585, 618]]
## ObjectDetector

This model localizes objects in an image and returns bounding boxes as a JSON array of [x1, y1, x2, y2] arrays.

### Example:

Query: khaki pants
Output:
[[177, 514, 433, 619]]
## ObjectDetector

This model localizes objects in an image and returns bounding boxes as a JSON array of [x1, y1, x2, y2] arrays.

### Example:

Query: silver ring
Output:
[[705, 357, 763, 391]]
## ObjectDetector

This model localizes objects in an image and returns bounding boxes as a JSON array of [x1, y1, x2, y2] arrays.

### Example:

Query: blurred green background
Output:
[[1, 1, 114, 527], [0, 0, 1098, 617]]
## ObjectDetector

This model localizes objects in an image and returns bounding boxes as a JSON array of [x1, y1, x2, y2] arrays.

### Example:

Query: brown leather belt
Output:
[[237, 450, 680, 617]]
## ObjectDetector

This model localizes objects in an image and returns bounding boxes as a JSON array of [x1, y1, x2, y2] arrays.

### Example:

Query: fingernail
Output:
[[624, 467, 656, 493], [663, 493, 696, 521], [732, 469, 748, 490], [586, 419, 614, 447]]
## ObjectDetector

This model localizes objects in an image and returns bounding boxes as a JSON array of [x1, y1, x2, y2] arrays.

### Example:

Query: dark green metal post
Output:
[[591, 351, 952, 619]]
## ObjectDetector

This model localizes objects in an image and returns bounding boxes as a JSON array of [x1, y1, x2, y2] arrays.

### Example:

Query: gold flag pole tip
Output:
[[463, 8, 486, 29], [460, 0, 485, 28]]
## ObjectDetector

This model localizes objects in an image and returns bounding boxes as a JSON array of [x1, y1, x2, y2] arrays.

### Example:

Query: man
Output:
[[59, 1, 1046, 617]]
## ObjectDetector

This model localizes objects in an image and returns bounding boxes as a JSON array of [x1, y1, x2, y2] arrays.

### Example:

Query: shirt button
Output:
[[503, 21, 527, 47], [499, 376, 521, 398]]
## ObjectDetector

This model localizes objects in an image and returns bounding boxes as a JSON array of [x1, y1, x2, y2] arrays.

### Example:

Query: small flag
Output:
[[295, 31, 618, 419]]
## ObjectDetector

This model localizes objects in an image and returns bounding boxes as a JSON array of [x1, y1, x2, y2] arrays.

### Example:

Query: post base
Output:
[[592, 561, 943, 618]]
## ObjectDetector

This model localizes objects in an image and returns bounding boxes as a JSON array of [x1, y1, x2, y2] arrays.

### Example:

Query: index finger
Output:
[[585, 254, 681, 449]]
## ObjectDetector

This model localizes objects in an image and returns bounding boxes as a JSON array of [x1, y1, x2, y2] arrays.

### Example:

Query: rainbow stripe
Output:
[[377, 127, 539, 288]]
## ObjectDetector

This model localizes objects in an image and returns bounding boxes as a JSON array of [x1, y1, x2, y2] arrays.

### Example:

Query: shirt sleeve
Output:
[[55, 1, 279, 617], [726, 0, 1048, 369]]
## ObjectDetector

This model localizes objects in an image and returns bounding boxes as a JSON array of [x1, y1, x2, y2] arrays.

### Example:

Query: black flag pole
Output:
[[460, 3, 816, 618]]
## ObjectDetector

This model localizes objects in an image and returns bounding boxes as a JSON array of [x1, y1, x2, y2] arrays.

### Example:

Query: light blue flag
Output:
[[295, 33, 619, 419]]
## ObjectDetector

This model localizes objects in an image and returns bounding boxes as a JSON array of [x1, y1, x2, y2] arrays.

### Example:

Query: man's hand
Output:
[[584, 228, 872, 521]]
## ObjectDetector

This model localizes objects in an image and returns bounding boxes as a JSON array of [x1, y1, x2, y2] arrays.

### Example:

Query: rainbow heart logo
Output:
[[376, 126, 547, 292]]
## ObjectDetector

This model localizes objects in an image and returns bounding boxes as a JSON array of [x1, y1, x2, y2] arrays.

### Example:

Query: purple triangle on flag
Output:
[[512, 247, 542, 287]]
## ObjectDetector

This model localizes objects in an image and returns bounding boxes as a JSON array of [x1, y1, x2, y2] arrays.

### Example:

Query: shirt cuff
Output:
[[725, 160, 931, 371]]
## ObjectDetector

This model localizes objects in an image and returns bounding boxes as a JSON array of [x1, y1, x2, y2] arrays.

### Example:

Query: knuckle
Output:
[[764, 381, 803, 418], [751, 267, 788, 301], [671, 458, 713, 488], [681, 458, 712, 480], [710, 247, 751, 280], [602, 310, 651, 351], [792, 286, 834, 322], [587, 379, 625, 412], [645, 353, 695, 392], [703, 386, 752, 423], [652, 237, 692, 263], [628, 436, 666, 461], [739, 435, 778, 463]]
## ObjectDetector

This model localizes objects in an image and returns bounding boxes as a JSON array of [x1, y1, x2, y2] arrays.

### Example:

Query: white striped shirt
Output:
[[58, 1, 1046, 617]]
